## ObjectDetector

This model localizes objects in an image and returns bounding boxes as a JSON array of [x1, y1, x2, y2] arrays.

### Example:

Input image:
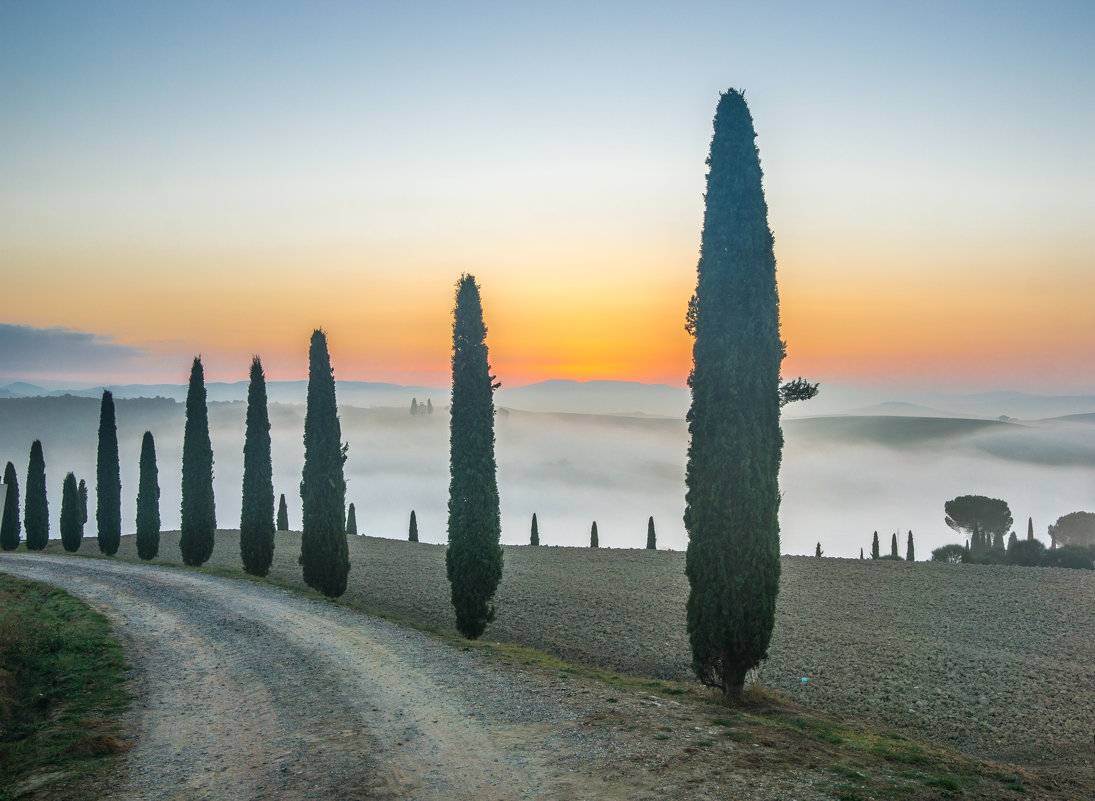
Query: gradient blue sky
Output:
[[2, 1, 1093, 390]]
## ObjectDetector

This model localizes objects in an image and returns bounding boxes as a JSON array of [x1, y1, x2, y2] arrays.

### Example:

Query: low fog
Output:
[[1, 394, 1093, 558]]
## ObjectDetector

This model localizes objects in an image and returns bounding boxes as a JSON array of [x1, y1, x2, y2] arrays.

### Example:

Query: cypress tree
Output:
[[410, 398, 418, 416], [1007, 531, 1018, 552], [590, 521, 599, 548], [78, 478, 88, 525], [906, 530, 915, 562], [1027, 517, 1034, 541], [859, 547, 864, 560], [240, 356, 275, 576], [684, 89, 785, 698], [1, 461, 19, 550], [427, 398, 433, 416], [346, 503, 358, 535], [60, 472, 82, 552], [530, 513, 539, 546], [409, 509, 419, 542], [646, 516, 656, 550], [890, 532, 899, 558], [180, 356, 216, 566], [24, 440, 48, 551], [446, 274, 502, 639], [871, 531, 880, 559], [95, 389, 122, 555], [815, 542, 822, 557], [300, 329, 350, 598], [277, 493, 289, 531], [136, 431, 160, 561]]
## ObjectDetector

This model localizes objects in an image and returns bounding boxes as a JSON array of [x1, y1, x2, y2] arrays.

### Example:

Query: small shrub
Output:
[[931, 544, 969, 564], [1006, 538, 1046, 566]]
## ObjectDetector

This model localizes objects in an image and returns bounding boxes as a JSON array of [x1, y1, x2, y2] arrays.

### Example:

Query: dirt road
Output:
[[2, 555, 845, 801]]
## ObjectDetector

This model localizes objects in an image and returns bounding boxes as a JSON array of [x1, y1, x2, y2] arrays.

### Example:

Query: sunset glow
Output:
[[2, 2, 1093, 392]]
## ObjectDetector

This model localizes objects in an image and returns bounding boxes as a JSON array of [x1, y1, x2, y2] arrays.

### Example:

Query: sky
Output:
[[2, 1, 1094, 392]]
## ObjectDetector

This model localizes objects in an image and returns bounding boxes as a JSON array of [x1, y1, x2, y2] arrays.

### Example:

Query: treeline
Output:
[[931, 495, 1094, 569]]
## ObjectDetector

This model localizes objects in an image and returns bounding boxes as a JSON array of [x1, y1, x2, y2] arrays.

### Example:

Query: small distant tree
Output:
[[180, 357, 216, 566], [1047, 511, 1095, 549], [300, 329, 350, 598], [815, 542, 822, 557], [1007, 531, 1017, 551], [890, 532, 899, 558], [590, 521, 599, 548], [859, 547, 864, 560], [410, 398, 419, 416], [241, 356, 275, 576], [446, 274, 502, 639], [530, 513, 539, 546], [78, 478, 88, 525], [871, 531, 880, 560], [906, 530, 915, 562], [932, 544, 969, 564], [136, 431, 160, 560], [945, 496, 1012, 555], [1, 461, 20, 550], [277, 493, 289, 531], [60, 472, 82, 552], [346, 503, 358, 535], [427, 398, 434, 416], [646, 516, 656, 550], [24, 440, 48, 551], [96, 389, 121, 556], [409, 509, 419, 542], [1027, 516, 1034, 541]]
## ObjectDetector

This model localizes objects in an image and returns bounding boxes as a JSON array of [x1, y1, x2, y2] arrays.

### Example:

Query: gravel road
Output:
[[0, 553, 841, 801]]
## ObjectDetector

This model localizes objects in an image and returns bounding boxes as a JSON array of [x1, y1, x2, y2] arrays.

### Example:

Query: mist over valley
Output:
[[2, 381, 1092, 558]]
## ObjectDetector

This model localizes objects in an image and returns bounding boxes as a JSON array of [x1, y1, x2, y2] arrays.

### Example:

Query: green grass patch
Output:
[[785, 715, 845, 744], [0, 573, 130, 800]]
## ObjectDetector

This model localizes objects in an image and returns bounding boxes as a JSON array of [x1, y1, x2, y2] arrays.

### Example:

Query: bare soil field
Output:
[[52, 531, 1095, 785]]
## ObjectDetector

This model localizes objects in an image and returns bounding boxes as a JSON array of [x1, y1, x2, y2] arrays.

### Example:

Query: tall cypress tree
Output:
[[646, 516, 656, 550], [530, 513, 539, 546], [1027, 517, 1034, 541], [906, 530, 915, 562], [60, 472, 82, 552], [408, 509, 419, 542], [241, 356, 275, 576], [180, 357, 216, 566], [346, 503, 358, 535], [136, 431, 160, 561], [890, 532, 899, 558], [871, 531, 880, 559], [78, 478, 88, 525], [277, 493, 289, 531], [446, 274, 502, 639], [684, 90, 783, 697], [1, 461, 20, 550], [300, 329, 349, 597], [24, 440, 48, 551], [96, 389, 121, 555], [590, 521, 599, 548]]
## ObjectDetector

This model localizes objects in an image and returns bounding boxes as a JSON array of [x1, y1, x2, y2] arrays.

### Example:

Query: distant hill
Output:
[[495, 379, 689, 417]]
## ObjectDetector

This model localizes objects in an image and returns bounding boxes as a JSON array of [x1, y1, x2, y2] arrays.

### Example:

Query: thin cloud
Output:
[[0, 324, 147, 379]]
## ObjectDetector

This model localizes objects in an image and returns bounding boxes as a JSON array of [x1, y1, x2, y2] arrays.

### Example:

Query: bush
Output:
[[1006, 538, 1046, 567], [931, 544, 969, 564], [1043, 545, 1095, 570]]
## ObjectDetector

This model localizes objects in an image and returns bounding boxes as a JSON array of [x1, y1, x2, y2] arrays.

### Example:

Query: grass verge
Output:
[[0, 572, 130, 801]]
